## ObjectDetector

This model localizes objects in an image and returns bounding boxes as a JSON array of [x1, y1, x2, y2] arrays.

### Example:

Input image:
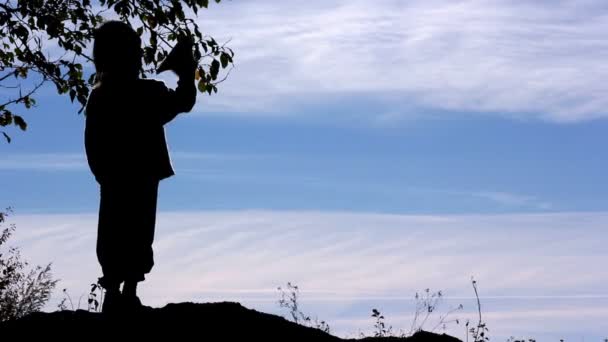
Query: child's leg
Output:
[[97, 184, 129, 313], [122, 179, 159, 301], [97, 184, 128, 291]]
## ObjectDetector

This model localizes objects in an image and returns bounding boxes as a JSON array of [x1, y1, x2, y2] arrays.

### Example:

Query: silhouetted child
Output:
[[84, 21, 196, 313]]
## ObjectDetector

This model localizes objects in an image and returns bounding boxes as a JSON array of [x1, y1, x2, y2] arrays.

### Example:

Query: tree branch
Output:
[[0, 79, 45, 108], [0, 70, 18, 82]]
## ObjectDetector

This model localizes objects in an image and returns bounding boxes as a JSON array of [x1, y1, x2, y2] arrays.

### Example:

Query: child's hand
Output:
[[157, 38, 197, 78], [175, 56, 197, 80]]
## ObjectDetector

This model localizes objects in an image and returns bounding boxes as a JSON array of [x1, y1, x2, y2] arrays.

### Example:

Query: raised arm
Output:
[[157, 40, 198, 125], [157, 70, 197, 125]]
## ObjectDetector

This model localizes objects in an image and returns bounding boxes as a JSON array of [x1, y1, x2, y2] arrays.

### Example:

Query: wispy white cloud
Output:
[[471, 191, 552, 210], [192, 0, 608, 122], [0, 152, 263, 171], [172, 151, 270, 161], [0, 153, 86, 171], [7, 210, 608, 339], [0, 152, 557, 211]]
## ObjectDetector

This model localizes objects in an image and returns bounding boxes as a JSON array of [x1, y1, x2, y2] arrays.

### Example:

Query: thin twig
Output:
[[0, 80, 44, 108]]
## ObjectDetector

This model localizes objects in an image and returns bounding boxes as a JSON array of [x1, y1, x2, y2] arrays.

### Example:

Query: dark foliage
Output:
[[0, 208, 58, 322], [0, 0, 233, 142]]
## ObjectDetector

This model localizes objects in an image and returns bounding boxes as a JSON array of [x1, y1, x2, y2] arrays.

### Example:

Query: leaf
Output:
[[13, 115, 27, 131], [77, 94, 88, 106], [2, 132, 11, 143], [220, 53, 229, 68], [197, 79, 206, 93], [147, 16, 157, 29], [88, 73, 97, 85], [0, 111, 12, 126], [210, 59, 220, 80]]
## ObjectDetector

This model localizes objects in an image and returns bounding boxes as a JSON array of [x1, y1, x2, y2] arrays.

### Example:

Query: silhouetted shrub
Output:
[[0, 208, 58, 322], [277, 282, 331, 334]]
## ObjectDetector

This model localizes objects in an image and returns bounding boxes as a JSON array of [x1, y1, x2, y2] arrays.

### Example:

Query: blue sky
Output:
[[1, 0, 608, 340]]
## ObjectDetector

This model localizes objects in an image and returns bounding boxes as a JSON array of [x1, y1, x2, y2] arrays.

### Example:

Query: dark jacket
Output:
[[84, 76, 196, 184]]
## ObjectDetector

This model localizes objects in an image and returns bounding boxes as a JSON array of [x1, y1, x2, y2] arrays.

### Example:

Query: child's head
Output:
[[93, 21, 142, 81]]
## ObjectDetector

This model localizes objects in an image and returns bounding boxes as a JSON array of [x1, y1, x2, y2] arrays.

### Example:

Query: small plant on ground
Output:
[[407, 288, 463, 336], [466, 277, 489, 342], [361, 288, 462, 338], [57, 288, 75, 311], [277, 282, 330, 334], [0, 208, 58, 322], [87, 282, 104, 312], [371, 308, 393, 337], [58, 281, 104, 312]]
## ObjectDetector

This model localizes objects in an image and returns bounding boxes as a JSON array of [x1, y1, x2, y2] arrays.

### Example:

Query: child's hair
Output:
[[93, 21, 142, 81]]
